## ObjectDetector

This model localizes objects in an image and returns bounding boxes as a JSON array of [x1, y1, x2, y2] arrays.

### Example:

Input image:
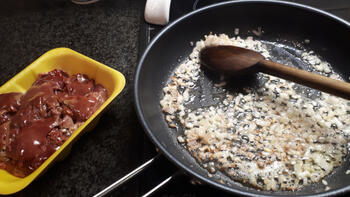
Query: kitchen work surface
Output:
[[0, 0, 349, 196], [0, 0, 143, 196]]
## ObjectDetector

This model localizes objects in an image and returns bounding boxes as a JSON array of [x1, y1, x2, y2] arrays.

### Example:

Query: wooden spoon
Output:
[[200, 45, 350, 100]]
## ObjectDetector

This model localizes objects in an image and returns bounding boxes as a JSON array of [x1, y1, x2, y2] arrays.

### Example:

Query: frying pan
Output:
[[134, 0, 350, 196]]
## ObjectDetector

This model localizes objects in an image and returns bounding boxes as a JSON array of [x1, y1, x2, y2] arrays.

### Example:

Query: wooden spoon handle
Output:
[[257, 59, 350, 100]]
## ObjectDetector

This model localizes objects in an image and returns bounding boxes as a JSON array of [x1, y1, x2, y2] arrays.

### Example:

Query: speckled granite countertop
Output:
[[0, 0, 144, 196]]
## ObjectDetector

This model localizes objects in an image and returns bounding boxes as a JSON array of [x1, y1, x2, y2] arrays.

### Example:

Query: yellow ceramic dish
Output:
[[0, 48, 125, 195]]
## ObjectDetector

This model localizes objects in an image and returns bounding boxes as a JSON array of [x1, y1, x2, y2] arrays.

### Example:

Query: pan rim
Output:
[[134, 0, 350, 196]]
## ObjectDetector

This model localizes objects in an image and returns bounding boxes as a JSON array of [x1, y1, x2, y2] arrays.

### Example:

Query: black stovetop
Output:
[[135, 1, 350, 197]]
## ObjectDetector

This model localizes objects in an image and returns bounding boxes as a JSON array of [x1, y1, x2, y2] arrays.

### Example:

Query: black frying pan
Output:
[[134, 1, 350, 196]]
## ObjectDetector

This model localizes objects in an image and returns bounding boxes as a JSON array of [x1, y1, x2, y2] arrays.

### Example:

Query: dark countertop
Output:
[[0, 0, 350, 197], [0, 0, 144, 196]]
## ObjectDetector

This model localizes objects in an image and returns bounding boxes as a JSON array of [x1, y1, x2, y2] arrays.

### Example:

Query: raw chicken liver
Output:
[[0, 69, 107, 177]]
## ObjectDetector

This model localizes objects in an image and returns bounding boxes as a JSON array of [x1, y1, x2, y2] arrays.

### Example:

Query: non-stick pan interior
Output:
[[135, 1, 350, 196]]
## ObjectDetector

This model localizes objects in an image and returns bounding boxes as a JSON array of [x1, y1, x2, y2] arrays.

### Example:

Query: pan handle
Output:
[[141, 170, 182, 197], [93, 154, 161, 197]]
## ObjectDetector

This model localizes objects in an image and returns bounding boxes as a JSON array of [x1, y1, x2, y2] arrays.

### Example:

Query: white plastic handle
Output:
[[144, 0, 172, 25]]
